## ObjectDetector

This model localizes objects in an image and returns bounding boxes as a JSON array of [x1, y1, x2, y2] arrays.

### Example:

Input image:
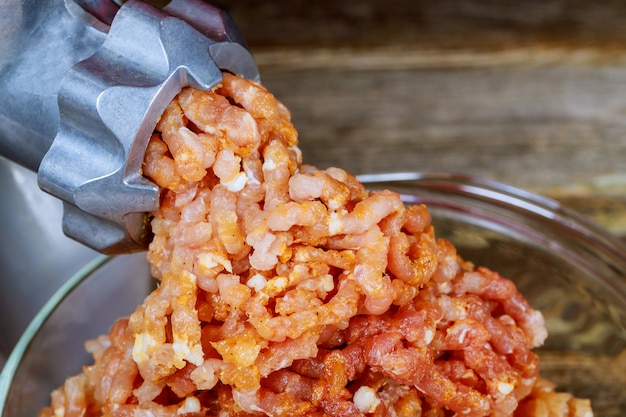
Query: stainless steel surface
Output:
[[0, 158, 98, 361], [0, 0, 259, 253], [0, 0, 106, 171], [0, 253, 153, 416]]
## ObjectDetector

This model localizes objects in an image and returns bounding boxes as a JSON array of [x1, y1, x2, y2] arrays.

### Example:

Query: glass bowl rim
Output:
[[358, 171, 626, 300], [0, 255, 111, 413]]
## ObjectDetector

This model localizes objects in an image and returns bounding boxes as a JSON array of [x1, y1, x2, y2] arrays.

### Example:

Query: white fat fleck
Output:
[[528, 310, 548, 348], [198, 252, 233, 273], [497, 381, 514, 395], [354, 264, 364, 279], [99, 339, 112, 349], [243, 164, 260, 185], [178, 126, 198, 142], [182, 269, 197, 284], [353, 386, 381, 413], [499, 314, 515, 326], [456, 327, 470, 345], [253, 289, 270, 304], [423, 329, 435, 345], [53, 406, 65, 417], [331, 303, 349, 316], [354, 265, 382, 293], [189, 345, 205, 366], [247, 273, 267, 292], [232, 389, 265, 414], [328, 211, 344, 235], [177, 397, 201, 415], [133, 410, 155, 417], [263, 158, 276, 171], [276, 358, 291, 370], [172, 341, 203, 366], [267, 276, 288, 292], [437, 281, 452, 294], [299, 276, 333, 292], [132, 333, 158, 364], [223, 171, 249, 192], [321, 274, 335, 292], [327, 196, 342, 211], [173, 341, 191, 359]]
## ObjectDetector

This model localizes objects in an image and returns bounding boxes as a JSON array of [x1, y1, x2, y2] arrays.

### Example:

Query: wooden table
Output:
[[216, 0, 626, 240]]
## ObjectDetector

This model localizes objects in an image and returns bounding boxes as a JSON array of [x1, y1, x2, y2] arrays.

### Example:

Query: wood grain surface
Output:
[[214, 0, 626, 238]]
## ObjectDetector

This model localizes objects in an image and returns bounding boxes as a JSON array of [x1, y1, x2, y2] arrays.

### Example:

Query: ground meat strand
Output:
[[39, 73, 592, 417]]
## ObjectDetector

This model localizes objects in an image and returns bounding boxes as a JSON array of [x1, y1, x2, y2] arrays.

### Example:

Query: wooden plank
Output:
[[214, 0, 626, 237], [217, 0, 626, 51], [258, 65, 626, 182], [257, 65, 626, 234]]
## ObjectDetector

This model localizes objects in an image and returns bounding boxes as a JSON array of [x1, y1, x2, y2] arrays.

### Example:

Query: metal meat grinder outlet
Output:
[[0, 0, 259, 253]]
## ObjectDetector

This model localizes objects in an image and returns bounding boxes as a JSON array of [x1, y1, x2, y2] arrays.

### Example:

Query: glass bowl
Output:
[[0, 253, 153, 417], [1, 172, 625, 416], [359, 172, 626, 416]]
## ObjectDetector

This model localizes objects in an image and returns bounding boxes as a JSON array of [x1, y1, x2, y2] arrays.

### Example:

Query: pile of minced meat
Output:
[[39, 73, 592, 417]]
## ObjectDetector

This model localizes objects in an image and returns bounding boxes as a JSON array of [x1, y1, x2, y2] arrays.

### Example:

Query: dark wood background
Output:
[[214, 0, 626, 239]]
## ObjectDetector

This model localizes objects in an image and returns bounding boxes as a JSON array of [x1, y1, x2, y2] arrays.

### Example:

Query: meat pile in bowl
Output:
[[39, 73, 592, 417]]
